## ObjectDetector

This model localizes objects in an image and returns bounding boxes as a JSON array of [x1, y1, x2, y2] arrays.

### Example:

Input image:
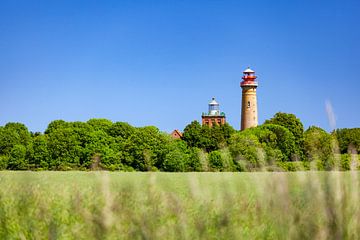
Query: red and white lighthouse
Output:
[[240, 67, 258, 130]]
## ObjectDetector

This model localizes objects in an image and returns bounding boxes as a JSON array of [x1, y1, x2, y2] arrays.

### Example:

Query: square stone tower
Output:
[[202, 97, 226, 127]]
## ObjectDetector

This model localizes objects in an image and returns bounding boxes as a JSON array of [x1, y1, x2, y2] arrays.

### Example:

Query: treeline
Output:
[[0, 113, 359, 171]]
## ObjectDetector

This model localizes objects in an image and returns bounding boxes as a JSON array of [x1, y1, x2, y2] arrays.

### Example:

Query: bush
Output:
[[208, 151, 224, 171], [229, 132, 265, 171]]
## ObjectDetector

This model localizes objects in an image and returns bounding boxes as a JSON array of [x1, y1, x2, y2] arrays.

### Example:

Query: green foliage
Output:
[[0, 127, 20, 156], [0, 115, 359, 172], [0, 123, 30, 156], [44, 120, 68, 134], [0, 155, 9, 170], [304, 126, 335, 170], [208, 150, 224, 171], [262, 124, 299, 161], [265, 112, 305, 159], [340, 154, 360, 171], [4, 122, 31, 146], [30, 135, 51, 169], [341, 154, 351, 171], [334, 128, 360, 154], [87, 118, 113, 132], [229, 132, 265, 171], [220, 123, 236, 144], [182, 121, 235, 152], [47, 127, 83, 169], [7, 145, 28, 170], [162, 141, 189, 172], [182, 121, 203, 148], [187, 148, 203, 171], [107, 122, 135, 139], [123, 126, 170, 171], [276, 161, 307, 171], [265, 112, 304, 142]]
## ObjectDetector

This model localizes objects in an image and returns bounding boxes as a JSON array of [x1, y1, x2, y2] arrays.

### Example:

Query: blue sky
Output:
[[0, 0, 359, 133]]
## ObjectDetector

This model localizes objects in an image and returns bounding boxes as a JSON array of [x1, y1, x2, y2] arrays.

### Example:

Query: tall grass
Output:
[[0, 171, 359, 239]]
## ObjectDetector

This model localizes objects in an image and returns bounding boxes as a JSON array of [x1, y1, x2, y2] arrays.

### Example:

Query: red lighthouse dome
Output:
[[240, 67, 258, 87]]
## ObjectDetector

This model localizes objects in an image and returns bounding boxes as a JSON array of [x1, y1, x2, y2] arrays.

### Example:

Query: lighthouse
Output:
[[240, 67, 258, 130], [202, 97, 226, 127]]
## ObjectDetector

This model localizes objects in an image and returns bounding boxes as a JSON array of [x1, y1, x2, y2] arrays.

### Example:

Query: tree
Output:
[[0, 127, 21, 155], [200, 125, 217, 152], [187, 147, 203, 171], [265, 112, 304, 139], [0, 155, 9, 170], [107, 122, 135, 139], [208, 150, 224, 171], [264, 112, 305, 158], [182, 121, 203, 148], [4, 122, 31, 146], [7, 145, 28, 170], [45, 120, 68, 134], [182, 121, 236, 152], [229, 132, 265, 171], [262, 124, 299, 161], [87, 118, 113, 132], [30, 135, 51, 169], [0, 123, 32, 158], [304, 126, 335, 170], [220, 123, 236, 145], [334, 128, 360, 154], [82, 130, 117, 169], [161, 140, 195, 172], [47, 127, 83, 170], [123, 126, 170, 171]]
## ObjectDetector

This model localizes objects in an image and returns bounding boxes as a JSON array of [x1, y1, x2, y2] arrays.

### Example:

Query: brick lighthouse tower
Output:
[[240, 67, 258, 130], [202, 97, 226, 127]]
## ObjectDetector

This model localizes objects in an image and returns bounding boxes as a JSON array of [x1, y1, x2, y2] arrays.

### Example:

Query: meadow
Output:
[[0, 171, 359, 239]]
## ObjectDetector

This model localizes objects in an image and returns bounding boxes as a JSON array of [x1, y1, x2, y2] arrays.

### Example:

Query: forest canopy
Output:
[[0, 113, 359, 171]]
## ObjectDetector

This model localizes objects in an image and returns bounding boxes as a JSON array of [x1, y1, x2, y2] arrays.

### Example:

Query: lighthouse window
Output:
[[247, 101, 251, 108]]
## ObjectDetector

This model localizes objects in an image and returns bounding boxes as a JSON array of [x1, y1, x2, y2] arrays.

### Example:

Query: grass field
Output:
[[0, 171, 359, 239]]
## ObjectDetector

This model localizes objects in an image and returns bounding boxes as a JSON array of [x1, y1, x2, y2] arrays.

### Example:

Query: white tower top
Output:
[[243, 67, 255, 74], [208, 97, 220, 116]]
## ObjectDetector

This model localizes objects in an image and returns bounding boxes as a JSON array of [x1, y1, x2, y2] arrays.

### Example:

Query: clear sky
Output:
[[0, 0, 359, 133]]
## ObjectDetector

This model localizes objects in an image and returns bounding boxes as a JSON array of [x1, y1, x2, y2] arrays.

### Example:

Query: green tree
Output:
[[7, 145, 28, 170], [4, 122, 31, 146], [183, 121, 236, 152], [0, 127, 21, 155], [47, 127, 83, 170], [123, 126, 170, 171], [30, 135, 51, 169], [87, 118, 113, 132], [208, 150, 224, 171], [334, 128, 360, 154], [187, 147, 203, 171], [200, 125, 217, 152], [0, 155, 9, 170], [229, 132, 265, 171], [262, 124, 299, 161], [161, 140, 195, 172], [304, 126, 335, 170], [182, 121, 203, 148], [45, 120, 68, 134], [0, 123, 32, 157], [264, 112, 305, 159], [107, 122, 135, 139], [82, 130, 119, 169], [220, 123, 236, 145]]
